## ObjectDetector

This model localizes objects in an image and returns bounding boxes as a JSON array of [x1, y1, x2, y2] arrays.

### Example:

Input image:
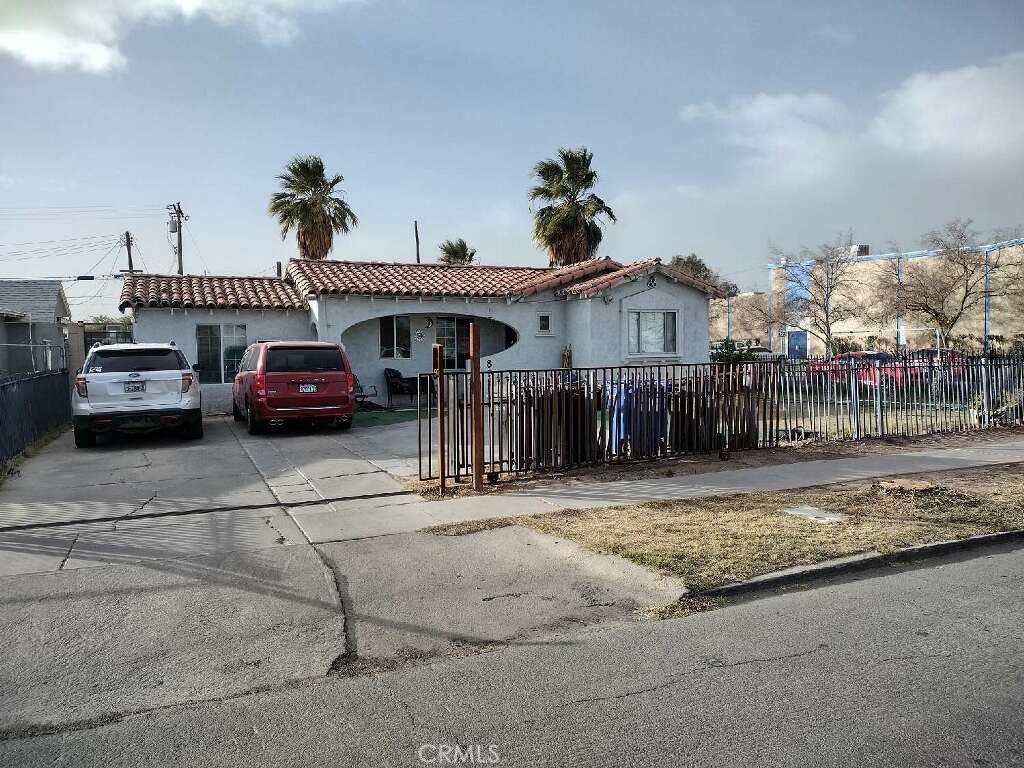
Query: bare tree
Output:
[[875, 218, 1018, 347], [773, 232, 862, 357]]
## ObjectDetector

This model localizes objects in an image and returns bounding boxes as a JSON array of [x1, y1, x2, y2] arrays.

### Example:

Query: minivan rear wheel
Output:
[[246, 402, 264, 435], [232, 400, 244, 421]]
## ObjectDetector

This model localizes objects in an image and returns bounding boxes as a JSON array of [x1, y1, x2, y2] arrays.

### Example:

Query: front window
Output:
[[628, 311, 677, 355], [380, 315, 411, 359], [195, 324, 247, 383]]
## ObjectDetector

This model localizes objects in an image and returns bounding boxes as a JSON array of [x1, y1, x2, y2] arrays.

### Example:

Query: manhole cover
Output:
[[784, 504, 846, 524]]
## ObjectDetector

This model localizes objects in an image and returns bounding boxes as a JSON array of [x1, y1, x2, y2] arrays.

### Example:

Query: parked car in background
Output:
[[232, 341, 354, 434], [907, 348, 968, 369], [807, 351, 905, 388], [71, 342, 202, 448]]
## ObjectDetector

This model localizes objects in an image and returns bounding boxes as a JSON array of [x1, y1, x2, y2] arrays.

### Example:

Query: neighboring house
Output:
[[0, 280, 70, 376], [120, 257, 719, 410]]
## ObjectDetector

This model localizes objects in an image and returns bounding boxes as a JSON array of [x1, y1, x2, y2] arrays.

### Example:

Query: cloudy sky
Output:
[[1, 0, 1022, 318]]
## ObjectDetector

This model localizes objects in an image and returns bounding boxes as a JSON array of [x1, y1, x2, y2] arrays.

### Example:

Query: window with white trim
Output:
[[627, 311, 677, 355], [536, 313, 552, 336], [380, 315, 412, 359], [195, 323, 247, 383]]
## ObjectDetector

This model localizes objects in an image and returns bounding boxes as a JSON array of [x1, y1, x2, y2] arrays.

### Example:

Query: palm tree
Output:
[[269, 155, 358, 260], [529, 146, 616, 267], [437, 238, 477, 265]]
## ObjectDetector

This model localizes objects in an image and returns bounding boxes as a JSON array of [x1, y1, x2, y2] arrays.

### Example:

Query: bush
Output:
[[711, 339, 757, 363]]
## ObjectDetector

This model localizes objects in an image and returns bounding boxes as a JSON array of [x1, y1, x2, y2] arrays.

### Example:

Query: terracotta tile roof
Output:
[[119, 274, 306, 312], [515, 257, 623, 297], [560, 258, 724, 298], [286, 259, 549, 298]]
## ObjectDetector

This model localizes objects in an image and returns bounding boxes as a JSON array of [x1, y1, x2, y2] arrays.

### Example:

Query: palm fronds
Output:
[[268, 155, 358, 260], [438, 238, 477, 265], [530, 147, 615, 267]]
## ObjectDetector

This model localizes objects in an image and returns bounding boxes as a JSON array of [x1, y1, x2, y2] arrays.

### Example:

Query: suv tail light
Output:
[[181, 371, 194, 393], [254, 371, 266, 397], [75, 375, 88, 398], [346, 372, 354, 394]]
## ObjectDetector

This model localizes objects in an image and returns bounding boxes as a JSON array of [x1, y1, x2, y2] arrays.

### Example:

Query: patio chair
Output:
[[384, 367, 417, 408], [352, 373, 378, 407]]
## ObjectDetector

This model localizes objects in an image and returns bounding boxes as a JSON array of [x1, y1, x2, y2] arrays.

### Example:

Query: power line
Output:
[[0, 233, 121, 248], [81, 240, 123, 276], [0, 241, 119, 264], [183, 221, 210, 274]]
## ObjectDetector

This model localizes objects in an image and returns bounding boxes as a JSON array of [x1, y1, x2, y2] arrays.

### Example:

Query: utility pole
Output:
[[123, 231, 134, 272], [167, 202, 187, 275], [414, 220, 421, 264]]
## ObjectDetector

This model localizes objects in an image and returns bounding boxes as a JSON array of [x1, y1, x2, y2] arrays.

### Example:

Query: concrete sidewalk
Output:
[[290, 440, 1024, 543]]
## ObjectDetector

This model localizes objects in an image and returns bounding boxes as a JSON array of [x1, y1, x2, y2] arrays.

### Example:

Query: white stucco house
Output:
[[119, 257, 719, 412]]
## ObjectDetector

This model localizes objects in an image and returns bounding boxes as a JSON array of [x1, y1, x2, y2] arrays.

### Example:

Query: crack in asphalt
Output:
[[705, 643, 830, 669], [571, 643, 832, 705], [311, 545, 359, 674], [876, 651, 954, 664]]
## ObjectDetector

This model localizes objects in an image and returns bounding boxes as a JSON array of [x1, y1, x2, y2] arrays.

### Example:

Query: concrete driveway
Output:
[[0, 417, 416, 576]]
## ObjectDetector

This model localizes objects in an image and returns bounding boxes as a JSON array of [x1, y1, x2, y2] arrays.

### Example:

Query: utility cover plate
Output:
[[784, 504, 847, 524]]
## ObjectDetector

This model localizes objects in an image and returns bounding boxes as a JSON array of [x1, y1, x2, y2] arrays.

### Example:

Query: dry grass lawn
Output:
[[430, 464, 1024, 592]]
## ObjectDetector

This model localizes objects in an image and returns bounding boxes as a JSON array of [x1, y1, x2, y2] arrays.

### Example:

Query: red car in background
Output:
[[232, 341, 354, 434], [807, 351, 906, 388]]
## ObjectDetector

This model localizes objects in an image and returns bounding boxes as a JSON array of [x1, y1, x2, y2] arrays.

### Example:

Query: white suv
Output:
[[72, 342, 203, 448]]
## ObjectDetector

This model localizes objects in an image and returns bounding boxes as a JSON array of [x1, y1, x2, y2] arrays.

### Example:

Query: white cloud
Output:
[[870, 53, 1024, 159], [603, 53, 1024, 287], [0, 0, 350, 73]]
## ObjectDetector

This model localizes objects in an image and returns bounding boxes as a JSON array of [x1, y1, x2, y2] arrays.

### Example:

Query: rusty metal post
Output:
[[432, 343, 447, 497], [469, 323, 484, 491]]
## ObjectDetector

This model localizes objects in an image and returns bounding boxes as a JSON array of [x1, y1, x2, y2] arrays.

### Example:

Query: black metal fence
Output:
[[781, 354, 1024, 440], [417, 355, 1024, 483], [418, 362, 780, 481], [0, 370, 71, 463]]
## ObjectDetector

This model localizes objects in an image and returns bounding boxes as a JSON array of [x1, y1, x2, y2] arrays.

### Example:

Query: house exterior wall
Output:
[[130, 307, 314, 413], [319, 279, 711, 394], [317, 295, 566, 399], [577, 279, 710, 367]]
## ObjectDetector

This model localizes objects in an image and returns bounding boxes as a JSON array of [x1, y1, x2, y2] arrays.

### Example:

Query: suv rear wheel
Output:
[[232, 400, 244, 421], [73, 426, 96, 448], [183, 418, 204, 440]]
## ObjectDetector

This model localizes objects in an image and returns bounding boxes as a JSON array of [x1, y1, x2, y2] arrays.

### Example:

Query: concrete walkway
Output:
[[290, 440, 1024, 543]]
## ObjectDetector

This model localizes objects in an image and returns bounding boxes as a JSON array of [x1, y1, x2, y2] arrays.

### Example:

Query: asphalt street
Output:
[[2, 542, 1022, 767]]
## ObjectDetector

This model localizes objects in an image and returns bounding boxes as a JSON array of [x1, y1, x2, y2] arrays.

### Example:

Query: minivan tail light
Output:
[[75, 375, 88, 398], [181, 371, 194, 393], [346, 372, 354, 394], [255, 371, 266, 397]]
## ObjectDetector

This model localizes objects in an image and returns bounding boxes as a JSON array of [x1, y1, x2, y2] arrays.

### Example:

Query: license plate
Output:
[[124, 381, 146, 393], [298, 383, 318, 393]]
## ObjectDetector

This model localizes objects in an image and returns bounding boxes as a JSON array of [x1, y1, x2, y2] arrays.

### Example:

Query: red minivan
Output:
[[232, 341, 354, 434]]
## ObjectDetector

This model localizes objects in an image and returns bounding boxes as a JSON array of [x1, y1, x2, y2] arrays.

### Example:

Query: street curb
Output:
[[688, 528, 1024, 601]]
